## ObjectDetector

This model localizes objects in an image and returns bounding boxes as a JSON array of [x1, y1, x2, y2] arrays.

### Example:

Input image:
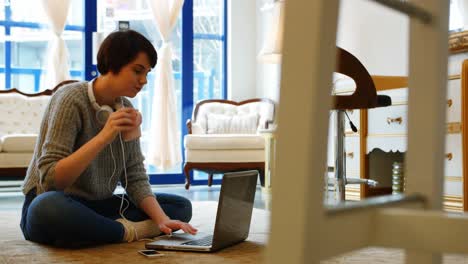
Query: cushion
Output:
[[185, 149, 265, 163], [193, 100, 275, 134], [1, 134, 37, 152], [206, 113, 259, 134], [184, 134, 265, 150], [0, 152, 33, 167], [0, 94, 50, 137]]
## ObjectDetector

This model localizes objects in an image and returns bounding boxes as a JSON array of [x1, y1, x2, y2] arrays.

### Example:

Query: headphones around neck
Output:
[[87, 79, 123, 125]]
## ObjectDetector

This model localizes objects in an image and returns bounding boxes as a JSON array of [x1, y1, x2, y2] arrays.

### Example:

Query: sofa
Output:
[[0, 80, 75, 177], [183, 98, 276, 189]]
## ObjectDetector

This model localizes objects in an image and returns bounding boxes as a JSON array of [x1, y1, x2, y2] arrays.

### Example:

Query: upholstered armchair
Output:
[[183, 98, 276, 189]]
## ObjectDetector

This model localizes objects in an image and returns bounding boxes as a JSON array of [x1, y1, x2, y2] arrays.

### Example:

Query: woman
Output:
[[20, 29, 197, 248]]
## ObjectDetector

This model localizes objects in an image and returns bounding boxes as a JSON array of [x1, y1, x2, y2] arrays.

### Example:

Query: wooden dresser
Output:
[[330, 31, 468, 212]]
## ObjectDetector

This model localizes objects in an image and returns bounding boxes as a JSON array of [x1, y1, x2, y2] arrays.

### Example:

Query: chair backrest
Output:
[[0, 80, 77, 137], [191, 98, 276, 134]]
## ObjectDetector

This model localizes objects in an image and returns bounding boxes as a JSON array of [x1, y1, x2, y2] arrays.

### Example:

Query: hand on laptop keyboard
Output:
[[158, 219, 198, 235]]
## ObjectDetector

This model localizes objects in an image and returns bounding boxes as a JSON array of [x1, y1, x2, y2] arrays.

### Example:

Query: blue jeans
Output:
[[20, 189, 192, 248]]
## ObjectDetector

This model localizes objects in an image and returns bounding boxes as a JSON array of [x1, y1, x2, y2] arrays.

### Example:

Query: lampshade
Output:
[[457, 0, 468, 29], [258, 0, 284, 64]]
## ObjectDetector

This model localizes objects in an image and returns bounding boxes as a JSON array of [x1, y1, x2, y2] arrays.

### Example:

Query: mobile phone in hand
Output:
[[138, 249, 164, 257]]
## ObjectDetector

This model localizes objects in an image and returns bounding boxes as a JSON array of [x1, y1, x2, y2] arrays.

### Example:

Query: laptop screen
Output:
[[211, 170, 258, 250]]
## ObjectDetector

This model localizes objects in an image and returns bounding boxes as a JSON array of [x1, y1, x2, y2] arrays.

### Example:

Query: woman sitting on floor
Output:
[[20, 29, 197, 248]]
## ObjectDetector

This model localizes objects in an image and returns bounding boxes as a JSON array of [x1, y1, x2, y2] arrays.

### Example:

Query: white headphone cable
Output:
[[108, 137, 130, 219], [118, 132, 130, 220], [107, 97, 131, 221]]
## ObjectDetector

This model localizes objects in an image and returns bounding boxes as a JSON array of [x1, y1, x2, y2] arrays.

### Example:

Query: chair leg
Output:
[[184, 164, 191, 190], [258, 169, 265, 187], [208, 174, 213, 187]]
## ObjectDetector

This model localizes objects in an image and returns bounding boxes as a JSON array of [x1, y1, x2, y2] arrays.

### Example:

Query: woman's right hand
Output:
[[98, 108, 140, 145]]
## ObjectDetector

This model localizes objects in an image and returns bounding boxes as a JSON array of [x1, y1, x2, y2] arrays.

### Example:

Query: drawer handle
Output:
[[446, 153, 453, 161], [387, 117, 403, 125], [346, 152, 354, 159], [447, 99, 453, 108]]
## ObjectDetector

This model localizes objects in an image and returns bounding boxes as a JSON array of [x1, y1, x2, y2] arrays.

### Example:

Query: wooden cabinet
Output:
[[329, 57, 468, 212]]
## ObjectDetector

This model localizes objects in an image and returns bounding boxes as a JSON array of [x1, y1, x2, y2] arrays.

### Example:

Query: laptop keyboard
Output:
[[182, 235, 213, 246]]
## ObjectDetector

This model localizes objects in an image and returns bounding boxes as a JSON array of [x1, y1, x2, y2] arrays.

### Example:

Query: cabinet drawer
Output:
[[446, 78, 461, 123], [367, 135, 407, 154], [444, 181, 463, 196], [444, 134, 463, 177], [345, 136, 360, 175], [368, 104, 408, 135]]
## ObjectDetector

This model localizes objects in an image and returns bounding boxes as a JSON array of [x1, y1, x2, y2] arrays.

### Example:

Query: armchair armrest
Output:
[[186, 119, 192, 134], [186, 119, 205, 134], [264, 120, 276, 130]]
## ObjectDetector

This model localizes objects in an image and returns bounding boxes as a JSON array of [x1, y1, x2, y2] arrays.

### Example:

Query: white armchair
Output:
[[183, 98, 276, 189]]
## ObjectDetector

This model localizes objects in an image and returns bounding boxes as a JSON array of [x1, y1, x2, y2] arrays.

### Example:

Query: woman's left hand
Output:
[[158, 219, 198, 235]]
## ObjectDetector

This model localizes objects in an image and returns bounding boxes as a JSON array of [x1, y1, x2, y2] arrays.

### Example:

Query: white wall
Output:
[[228, 0, 257, 101], [336, 0, 409, 76], [255, 0, 410, 101]]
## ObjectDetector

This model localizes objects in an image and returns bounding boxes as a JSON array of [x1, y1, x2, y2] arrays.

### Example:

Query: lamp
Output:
[[258, 0, 284, 64], [458, 0, 468, 30]]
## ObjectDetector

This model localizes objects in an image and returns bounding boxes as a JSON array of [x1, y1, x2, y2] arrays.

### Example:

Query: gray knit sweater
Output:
[[22, 81, 154, 205]]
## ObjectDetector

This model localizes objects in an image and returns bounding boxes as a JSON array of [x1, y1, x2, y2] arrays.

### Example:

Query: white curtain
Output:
[[41, 0, 71, 89], [147, 0, 184, 170]]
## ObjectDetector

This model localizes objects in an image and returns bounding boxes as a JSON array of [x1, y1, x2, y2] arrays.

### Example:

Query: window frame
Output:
[[150, 0, 228, 185], [0, 1, 86, 91], [0, 0, 228, 186]]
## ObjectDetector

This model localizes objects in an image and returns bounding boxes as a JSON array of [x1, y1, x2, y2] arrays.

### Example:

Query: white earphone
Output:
[[87, 79, 122, 124], [87, 79, 130, 222]]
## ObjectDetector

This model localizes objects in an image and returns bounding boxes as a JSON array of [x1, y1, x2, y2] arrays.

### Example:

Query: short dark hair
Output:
[[97, 30, 157, 75]]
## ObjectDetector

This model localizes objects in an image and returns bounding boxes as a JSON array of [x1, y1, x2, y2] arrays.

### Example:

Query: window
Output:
[[193, 0, 226, 101], [97, 0, 181, 175], [0, 0, 85, 92], [1, 0, 227, 185], [191, 0, 227, 182], [97, 0, 227, 182]]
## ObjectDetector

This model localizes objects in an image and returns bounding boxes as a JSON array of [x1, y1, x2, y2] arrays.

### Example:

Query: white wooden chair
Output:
[[266, 1, 468, 264]]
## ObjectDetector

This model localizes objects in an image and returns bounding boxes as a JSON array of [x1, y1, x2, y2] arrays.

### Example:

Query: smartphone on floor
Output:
[[138, 249, 164, 257]]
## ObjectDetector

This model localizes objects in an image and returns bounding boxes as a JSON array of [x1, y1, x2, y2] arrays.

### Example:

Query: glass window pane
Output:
[[0, 1, 5, 20], [193, 39, 223, 102], [10, 1, 46, 23], [98, 0, 151, 32], [68, 0, 84, 26], [98, 0, 183, 174], [10, 0, 82, 26], [9, 28, 83, 90], [9, 28, 48, 68], [194, 0, 223, 34], [0, 31, 4, 66], [64, 31, 84, 70], [11, 73, 35, 93], [0, 73, 4, 90]]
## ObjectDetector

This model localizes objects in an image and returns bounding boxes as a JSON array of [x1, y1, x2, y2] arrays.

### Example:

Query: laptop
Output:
[[145, 170, 258, 252]]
